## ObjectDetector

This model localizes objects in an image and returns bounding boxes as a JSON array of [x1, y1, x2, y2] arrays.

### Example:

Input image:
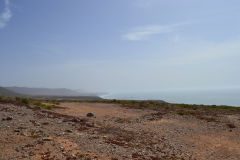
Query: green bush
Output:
[[33, 101, 42, 106], [33, 101, 53, 109], [15, 97, 29, 105], [43, 104, 53, 110], [21, 98, 29, 105], [177, 111, 189, 116]]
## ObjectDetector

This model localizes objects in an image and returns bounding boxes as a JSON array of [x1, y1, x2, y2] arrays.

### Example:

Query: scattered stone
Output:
[[1, 100, 240, 160], [57, 120, 62, 124], [60, 146, 64, 151], [36, 122, 41, 126], [60, 132, 66, 136], [22, 155, 28, 158], [86, 112, 94, 117]]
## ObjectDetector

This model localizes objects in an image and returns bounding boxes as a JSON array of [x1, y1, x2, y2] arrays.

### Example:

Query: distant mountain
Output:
[[75, 89, 107, 96], [6, 87, 92, 97], [0, 87, 21, 97]]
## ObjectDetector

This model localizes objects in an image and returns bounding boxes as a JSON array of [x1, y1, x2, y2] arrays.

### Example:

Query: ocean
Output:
[[101, 89, 240, 107]]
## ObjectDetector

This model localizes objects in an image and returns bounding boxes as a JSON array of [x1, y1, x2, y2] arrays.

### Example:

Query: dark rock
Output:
[[86, 112, 94, 117], [227, 123, 236, 129], [71, 118, 80, 122], [22, 155, 28, 158], [42, 137, 52, 141], [65, 129, 72, 133], [42, 122, 49, 125], [15, 147, 20, 152], [86, 122, 94, 127], [6, 116, 13, 121], [14, 129, 20, 132], [33, 106, 41, 111], [29, 151, 35, 156], [60, 146, 64, 151]]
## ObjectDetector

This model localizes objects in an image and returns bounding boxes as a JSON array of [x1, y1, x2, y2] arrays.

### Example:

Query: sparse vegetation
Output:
[[1, 95, 240, 114], [206, 117, 217, 122], [0, 97, 239, 159], [33, 101, 54, 110], [0, 96, 55, 110], [42, 104, 53, 110], [74, 99, 240, 112], [16, 97, 30, 105]]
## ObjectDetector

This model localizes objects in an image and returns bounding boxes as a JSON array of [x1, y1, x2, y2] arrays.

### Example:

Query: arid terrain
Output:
[[0, 99, 240, 160]]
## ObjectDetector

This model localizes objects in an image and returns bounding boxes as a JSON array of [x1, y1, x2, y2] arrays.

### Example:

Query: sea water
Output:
[[101, 89, 240, 107]]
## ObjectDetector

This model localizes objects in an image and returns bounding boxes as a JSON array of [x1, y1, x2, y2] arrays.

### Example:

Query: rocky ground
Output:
[[0, 101, 240, 160]]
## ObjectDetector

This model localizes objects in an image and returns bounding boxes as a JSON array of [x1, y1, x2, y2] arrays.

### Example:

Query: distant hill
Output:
[[6, 87, 97, 97], [33, 95, 102, 101], [0, 87, 21, 97]]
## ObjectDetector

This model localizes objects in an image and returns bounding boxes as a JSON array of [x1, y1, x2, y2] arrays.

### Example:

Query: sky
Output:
[[1, 0, 240, 93]]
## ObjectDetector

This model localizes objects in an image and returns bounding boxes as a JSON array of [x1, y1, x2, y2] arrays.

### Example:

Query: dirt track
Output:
[[0, 102, 240, 159]]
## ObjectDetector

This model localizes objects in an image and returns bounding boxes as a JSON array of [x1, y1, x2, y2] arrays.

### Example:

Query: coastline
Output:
[[101, 89, 240, 107]]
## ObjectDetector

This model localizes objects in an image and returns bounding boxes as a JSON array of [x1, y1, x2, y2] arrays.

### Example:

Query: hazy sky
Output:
[[1, 0, 240, 93]]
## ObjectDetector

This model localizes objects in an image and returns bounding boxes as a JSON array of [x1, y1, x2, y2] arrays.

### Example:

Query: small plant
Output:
[[164, 106, 170, 110], [43, 104, 53, 110], [208, 117, 216, 122], [177, 112, 185, 116], [15, 97, 21, 101], [177, 111, 189, 116], [49, 100, 60, 105], [201, 116, 217, 122], [139, 101, 148, 108]]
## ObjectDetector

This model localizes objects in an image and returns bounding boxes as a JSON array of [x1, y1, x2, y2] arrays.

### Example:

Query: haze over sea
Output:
[[102, 88, 240, 107]]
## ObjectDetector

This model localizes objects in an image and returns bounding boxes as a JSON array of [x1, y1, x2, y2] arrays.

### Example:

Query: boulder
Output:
[[86, 112, 94, 117], [3, 116, 13, 121]]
